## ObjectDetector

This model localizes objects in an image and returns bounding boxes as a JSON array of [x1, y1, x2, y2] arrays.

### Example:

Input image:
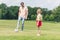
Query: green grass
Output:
[[0, 20, 60, 40]]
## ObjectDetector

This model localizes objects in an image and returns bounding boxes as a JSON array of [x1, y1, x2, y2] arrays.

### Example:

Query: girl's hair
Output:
[[37, 8, 42, 14]]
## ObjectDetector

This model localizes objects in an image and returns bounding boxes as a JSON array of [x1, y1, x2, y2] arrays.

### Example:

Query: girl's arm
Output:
[[36, 15, 37, 21], [40, 15, 42, 21]]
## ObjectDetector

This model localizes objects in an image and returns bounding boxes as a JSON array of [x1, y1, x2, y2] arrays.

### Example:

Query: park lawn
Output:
[[0, 20, 60, 40]]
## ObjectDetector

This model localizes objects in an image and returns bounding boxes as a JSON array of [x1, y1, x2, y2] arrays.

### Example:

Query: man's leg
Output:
[[21, 18, 25, 31], [15, 17, 21, 32], [16, 17, 21, 29]]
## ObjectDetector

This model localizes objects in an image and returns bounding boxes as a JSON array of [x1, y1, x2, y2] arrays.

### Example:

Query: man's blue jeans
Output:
[[16, 17, 25, 31]]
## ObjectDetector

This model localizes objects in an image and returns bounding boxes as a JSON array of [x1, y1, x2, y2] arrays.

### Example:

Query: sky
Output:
[[0, 0, 60, 10]]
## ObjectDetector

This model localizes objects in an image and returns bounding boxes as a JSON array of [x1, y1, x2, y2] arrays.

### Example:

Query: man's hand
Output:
[[24, 15, 27, 19]]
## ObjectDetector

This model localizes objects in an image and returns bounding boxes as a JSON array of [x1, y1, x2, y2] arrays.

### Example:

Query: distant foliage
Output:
[[0, 3, 60, 22]]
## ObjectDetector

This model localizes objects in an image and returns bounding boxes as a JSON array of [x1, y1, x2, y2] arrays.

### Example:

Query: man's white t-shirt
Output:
[[19, 6, 28, 18]]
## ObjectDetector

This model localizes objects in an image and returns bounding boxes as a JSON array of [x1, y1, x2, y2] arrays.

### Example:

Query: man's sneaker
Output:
[[37, 33, 40, 36], [14, 29, 18, 32]]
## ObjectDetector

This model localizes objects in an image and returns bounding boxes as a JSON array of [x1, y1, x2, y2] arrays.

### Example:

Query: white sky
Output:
[[0, 0, 60, 10]]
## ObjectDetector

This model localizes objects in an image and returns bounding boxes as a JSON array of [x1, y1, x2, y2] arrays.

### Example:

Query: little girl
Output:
[[36, 8, 42, 36]]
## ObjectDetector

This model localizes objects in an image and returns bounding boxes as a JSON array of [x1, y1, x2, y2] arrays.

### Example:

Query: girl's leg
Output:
[[38, 27, 40, 34], [37, 27, 40, 36]]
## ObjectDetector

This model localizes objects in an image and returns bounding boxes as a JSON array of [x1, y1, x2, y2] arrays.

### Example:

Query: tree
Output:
[[42, 8, 50, 21], [6, 6, 19, 19], [52, 5, 60, 22], [0, 9, 2, 19], [0, 3, 7, 19]]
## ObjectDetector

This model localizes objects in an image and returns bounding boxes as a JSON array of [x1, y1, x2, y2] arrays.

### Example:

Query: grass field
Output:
[[0, 20, 60, 40]]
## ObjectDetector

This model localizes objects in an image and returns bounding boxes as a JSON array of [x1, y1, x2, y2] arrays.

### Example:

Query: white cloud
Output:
[[0, 0, 2, 4], [0, 0, 60, 10]]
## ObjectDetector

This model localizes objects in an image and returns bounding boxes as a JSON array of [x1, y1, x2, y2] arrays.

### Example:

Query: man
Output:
[[15, 2, 28, 32]]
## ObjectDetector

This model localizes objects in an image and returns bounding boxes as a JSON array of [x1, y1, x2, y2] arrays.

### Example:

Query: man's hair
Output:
[[20, 2, 24, 5]]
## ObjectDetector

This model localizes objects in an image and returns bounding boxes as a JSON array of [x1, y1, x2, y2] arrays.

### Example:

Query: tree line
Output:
[[0, 3, 60, 22]]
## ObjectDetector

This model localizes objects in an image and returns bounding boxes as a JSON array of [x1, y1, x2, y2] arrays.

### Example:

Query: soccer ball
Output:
[[14, 29, 18, 32]]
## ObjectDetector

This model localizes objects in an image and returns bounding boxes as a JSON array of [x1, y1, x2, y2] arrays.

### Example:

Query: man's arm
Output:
[[18, 7, 21, 17], [25, 7, 28, 19]]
